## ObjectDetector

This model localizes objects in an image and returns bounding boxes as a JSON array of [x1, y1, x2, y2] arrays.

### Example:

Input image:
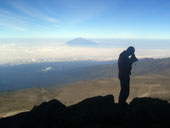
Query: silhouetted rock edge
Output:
[[0, 95, 170, 128]]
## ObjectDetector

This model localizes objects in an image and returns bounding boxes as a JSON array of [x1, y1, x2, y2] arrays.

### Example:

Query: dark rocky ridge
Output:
[[0, 95, 170, 128]]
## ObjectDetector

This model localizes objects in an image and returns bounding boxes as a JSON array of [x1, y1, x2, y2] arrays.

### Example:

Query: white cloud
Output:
[[41, 67, 52, 72], [0, 42, 170, 64], [0, 1, 60, 32], [8, 1, 59, 25], [0, 9, 28, 31]]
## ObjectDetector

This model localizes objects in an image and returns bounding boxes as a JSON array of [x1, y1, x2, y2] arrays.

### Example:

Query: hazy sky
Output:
[[0, 0, 170, 39], [0, 0, 170, 64]]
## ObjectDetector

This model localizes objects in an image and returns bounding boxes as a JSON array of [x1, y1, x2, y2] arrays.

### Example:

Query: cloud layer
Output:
[[0, 42, 170, 65]]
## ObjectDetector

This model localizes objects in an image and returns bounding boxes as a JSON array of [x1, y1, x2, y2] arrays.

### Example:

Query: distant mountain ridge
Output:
[[1, 57, 170, 91], [66, 38, 97, 47]]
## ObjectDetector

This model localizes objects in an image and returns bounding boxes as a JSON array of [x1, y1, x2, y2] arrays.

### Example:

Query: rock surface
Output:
[[0, 95, 170, 128]]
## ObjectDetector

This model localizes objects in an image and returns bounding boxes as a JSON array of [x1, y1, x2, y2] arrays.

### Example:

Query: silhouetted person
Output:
[[118, 46, 138, 107]]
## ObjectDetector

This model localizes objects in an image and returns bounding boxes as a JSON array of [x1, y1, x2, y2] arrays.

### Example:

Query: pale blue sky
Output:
[[0, 0, 170, 39]]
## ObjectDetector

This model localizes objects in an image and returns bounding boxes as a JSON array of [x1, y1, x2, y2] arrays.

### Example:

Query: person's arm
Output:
[[130, 54, 138, 65]]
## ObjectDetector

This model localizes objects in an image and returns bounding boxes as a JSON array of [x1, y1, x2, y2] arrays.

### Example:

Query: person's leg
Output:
[[118, 77, 124, 104], [118, 76, 130, 105], [123, 76, 130, 102]]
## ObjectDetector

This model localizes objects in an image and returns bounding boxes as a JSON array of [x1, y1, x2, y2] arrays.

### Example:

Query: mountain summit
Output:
[[66, 38, 97, 47]]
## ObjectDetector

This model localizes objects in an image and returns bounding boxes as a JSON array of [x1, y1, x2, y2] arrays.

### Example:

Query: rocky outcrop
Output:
[[0, 95, 170, 128]]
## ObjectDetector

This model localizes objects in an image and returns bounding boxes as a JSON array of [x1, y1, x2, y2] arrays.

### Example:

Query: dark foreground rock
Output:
[[0, 95, 170, 128]]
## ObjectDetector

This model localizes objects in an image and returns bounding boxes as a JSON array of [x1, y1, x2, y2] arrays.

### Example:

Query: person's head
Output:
[[126, 46, 135, 56]]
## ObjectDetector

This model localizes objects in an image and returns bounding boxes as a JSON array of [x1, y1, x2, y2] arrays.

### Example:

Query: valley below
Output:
[[0, 74, 170, 118]]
